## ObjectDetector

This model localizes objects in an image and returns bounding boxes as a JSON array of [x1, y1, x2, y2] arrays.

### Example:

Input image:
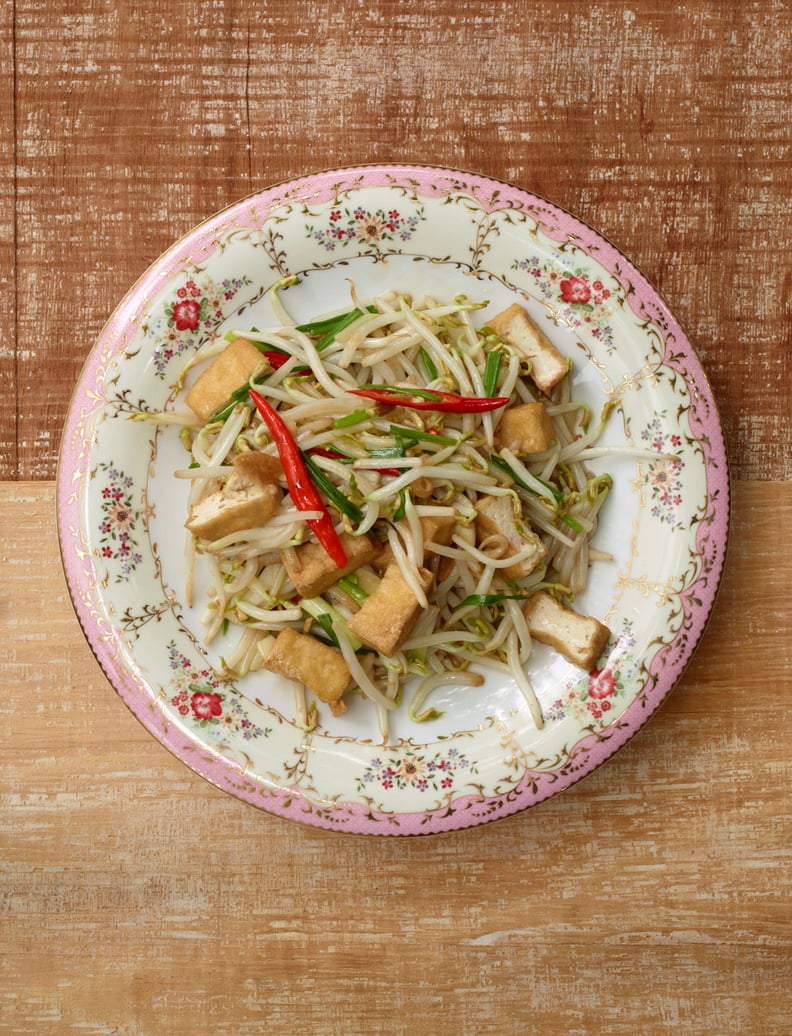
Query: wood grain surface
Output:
[[2, 481, 790, 1034], [2, 1, 790, 1033], [4, 0, 790, 482]]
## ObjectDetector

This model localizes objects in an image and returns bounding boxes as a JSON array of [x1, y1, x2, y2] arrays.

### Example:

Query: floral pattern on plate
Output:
[[57, 165, 729, 835], [145, 274, 251, 377], [166, 641, 270, 744]]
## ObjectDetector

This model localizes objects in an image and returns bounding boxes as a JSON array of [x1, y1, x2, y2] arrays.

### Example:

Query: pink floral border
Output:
[[57, 164, 730, 836]]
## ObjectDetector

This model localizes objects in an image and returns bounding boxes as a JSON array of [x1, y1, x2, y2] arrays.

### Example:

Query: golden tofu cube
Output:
[[185, 451, 283, 541], [488, 304, 570, 395], [347, 563, 434, 656], [186, 338, 265, 421], [371, 513, 457, 574], [496, 403, 555, 455], [281, 533, 381, 599], [474, 494, 546, 580], [420, 512, 458, 548], [523, 591, 611, 671], [261, 628, 350, 715]]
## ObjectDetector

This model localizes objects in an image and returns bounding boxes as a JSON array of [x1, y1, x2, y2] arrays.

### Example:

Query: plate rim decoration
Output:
[[56, 163, 730, 835]]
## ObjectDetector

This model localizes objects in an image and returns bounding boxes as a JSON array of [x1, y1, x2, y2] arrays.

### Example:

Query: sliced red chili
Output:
[[348, 386, 510, 413], [261, 351, 311, 376], [248, 389, 348, 568]]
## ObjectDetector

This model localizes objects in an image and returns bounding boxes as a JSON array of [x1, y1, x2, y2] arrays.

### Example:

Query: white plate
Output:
[[57, 165, 729, 834]]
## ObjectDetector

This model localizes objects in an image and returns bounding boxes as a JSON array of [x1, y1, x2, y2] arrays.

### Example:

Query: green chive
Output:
[[419, 347, 439, 381], [300, 451, 364, 524], [338, 576, 368, 606], [489, 454, 563, 504], [333, 409, 372, 429], [483, 350, 503, 398], [297, 306, 377, 350], [454, 592, 533, 610], [367, 445, 406, 459], [389, 424, 459, 447]]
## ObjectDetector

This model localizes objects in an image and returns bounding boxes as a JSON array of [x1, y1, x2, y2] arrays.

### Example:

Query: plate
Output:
[[57, 165, 729, 835]]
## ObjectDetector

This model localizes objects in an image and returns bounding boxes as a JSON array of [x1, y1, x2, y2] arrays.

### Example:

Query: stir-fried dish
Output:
[[155, 284, 616, 735]]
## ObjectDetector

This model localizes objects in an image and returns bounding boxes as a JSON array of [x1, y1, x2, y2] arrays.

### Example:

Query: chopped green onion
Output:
[[300, 597, 363, 652], [389, 424, 460, 447], [333, 409, 372, 429], [210, 386, 254, 423], [367, 445, 406, 459], [455, 592, 533, 610], [483, 350, 503, 398], [489, 454, 563, 504], [300, 451, 364, 524], [297, 306, 377, 350], [393, 488, 409, 522], [419, 347, 439, 381], [338, 575, 368, 606]]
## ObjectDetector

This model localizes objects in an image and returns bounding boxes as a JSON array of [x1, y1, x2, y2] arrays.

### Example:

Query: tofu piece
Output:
[[185, 451, 283, 541], [474, 494, 546, 580], [523, 591, 611, 671], [420, 512, 458, 549], [496, 402, 555, 455], [281, 533, 381, 599], [488, 303, 570, 395], [185, 338, 265, 421], [261, 628, 350, 715], [347, 563, 434, 656], [371, 513, 457, 574]]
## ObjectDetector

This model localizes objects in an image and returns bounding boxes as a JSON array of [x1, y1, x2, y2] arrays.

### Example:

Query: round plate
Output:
[[57, 165, 729, 835]]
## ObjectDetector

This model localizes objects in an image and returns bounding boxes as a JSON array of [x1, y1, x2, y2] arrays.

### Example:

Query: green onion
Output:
[[489, 454, 563, 504], [210, 386, 254, 423], [300, 597, 363, 651], [454, 592, 533, 610], [333, 409, 372, 429], [558, 512, 586, 533], [338, 575, 368, 606], [300, 451, 364, 524], [393, 488, 409, 521], [419, 347, 439, 381], [483, 350, 503, 398], [297, 306, 377, 350], [367, 445, 406, 459], [389, 424, 460, 447]]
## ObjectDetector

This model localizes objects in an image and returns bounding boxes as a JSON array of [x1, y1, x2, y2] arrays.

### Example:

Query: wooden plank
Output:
[[0, 0, 15, 478], [0, 480, 789, 1033], [9, 0, 792, 481]]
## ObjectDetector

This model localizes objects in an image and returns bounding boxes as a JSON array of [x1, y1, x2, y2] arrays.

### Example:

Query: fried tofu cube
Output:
[[261, 628, 350, 715], [347, 563, 434, 656], [496, 402, 555, 455], [420, 512, 458, 549], [474, 494, 546, 580], [185, 451, 283, 541], [488, 303, 570, 395], [281, 533, 381, 599], [523, 591, 611, 671], [371, 513, 457, 574], [186, 338, 265, 421]]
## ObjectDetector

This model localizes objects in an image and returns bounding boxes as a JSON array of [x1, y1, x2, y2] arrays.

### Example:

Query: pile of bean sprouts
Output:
[[162, 285, 616, 736]]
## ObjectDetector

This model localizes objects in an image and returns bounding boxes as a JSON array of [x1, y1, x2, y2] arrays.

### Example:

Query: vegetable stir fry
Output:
[[160, 285, 616, 735]]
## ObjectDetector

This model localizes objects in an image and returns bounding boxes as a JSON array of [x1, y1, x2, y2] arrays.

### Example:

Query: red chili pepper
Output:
[[348, 386, 510, 413], [248, 389, 348, 568], [262, 351, 311, 376], [307, 447, 348, 461], [261, 350, 290, 369]]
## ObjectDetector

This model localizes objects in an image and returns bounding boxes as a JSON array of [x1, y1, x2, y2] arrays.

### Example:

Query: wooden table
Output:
[[2, 2, 789, 1033]]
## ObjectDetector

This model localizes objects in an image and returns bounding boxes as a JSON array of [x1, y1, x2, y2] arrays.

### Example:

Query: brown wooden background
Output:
[[2, 2, 790, 1033]]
